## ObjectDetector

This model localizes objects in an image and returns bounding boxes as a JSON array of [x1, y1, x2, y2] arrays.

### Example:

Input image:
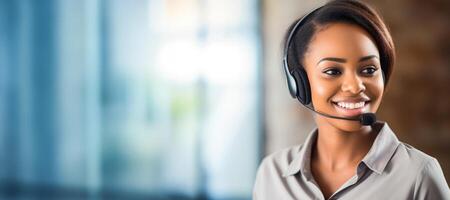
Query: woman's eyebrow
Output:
[[359, 55, 379, 62], [316, 55, 379, 66], [316, 57, 346, 65]]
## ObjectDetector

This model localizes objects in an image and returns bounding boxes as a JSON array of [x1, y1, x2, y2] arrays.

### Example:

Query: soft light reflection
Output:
[[202, 38, 257, 85], [157, 41, 202, 83]]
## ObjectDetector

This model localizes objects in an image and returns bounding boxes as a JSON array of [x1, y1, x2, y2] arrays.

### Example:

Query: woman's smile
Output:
[[331, 99, 371, 117]]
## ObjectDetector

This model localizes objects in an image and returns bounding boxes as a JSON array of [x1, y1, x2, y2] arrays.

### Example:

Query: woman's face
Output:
[[303, 22, 384, 132]]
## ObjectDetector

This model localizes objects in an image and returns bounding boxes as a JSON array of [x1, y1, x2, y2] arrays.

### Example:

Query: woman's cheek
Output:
[[311, 81, 334, 104], [365, 81, 384, 112]]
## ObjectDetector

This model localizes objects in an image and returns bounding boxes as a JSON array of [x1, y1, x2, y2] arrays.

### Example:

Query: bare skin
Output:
[[310, 123, 378, 198], [302, 22, 385, 199]]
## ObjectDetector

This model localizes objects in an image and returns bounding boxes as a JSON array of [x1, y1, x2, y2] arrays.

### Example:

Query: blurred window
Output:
[[0, 0, 262, 199]]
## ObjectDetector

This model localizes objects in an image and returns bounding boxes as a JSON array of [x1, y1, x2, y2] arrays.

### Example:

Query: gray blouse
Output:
[[253, 122, 450, 200]]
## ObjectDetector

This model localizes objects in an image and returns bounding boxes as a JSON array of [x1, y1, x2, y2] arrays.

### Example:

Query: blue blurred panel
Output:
[[0, 0, 262, 199]]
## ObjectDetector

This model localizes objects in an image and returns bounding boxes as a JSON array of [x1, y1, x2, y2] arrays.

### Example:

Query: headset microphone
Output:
[[302, 104, 377, 126], [282, 6, 378, 126]]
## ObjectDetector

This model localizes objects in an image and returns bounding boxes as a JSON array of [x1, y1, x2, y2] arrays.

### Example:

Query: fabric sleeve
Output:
[[414, 158, 450, 200], [252, 157, 267, 200]]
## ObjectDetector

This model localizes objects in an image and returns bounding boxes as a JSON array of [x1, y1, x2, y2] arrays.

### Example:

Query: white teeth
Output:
[[336, 101, 365, 109]]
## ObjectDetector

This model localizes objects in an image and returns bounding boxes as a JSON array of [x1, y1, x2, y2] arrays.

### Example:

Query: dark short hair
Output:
[[285, 0, 395, 86]]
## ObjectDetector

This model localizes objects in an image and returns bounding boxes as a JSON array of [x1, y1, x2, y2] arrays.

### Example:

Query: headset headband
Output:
[[282, 6, 323, 98]]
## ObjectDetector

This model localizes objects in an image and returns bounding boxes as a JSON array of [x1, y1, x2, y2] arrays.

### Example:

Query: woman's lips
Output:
[[332, 101, 370, 117]]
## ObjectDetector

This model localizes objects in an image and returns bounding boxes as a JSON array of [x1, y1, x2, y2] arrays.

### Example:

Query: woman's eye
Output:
[[361, 66, 378, 75], [323, 68, 342, 76]]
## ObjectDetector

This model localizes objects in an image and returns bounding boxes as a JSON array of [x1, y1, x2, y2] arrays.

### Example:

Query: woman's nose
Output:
[[341, 73, 365, 94]]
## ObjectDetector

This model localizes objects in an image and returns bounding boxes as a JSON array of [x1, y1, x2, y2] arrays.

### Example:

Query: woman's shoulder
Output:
[[253, 144, 306, 199], [377, 122, 441, 173], [394, 141, 437, 169], [394, 142, 450, 198], [263, 144, 302, 164], [256, 144, 304, 176], [392, 142, 448, 184]]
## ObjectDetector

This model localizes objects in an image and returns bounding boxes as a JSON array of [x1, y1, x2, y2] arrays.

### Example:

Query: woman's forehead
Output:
[[305, 22, 380, 64]]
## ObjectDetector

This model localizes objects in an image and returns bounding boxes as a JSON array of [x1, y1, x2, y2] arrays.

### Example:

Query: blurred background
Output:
[[0, 0, 448, 199]]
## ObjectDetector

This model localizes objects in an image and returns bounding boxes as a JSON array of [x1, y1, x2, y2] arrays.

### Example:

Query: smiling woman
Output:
[[253, 0, 450, 200], [305, 22, 384, 132]]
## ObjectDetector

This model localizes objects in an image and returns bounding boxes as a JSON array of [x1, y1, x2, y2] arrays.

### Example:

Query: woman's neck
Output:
[[312, 120, 378, 171]]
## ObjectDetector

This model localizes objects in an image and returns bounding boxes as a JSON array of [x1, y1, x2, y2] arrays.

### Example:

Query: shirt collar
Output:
[[361, 122, 400, 174], [282, 122, 400, 178]]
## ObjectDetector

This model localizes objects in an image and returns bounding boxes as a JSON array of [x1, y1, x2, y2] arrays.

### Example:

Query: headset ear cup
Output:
[[292, 68, 311, 105]]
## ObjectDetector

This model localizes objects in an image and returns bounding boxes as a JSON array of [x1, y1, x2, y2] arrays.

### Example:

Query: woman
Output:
[[253, 0, 450, 199]]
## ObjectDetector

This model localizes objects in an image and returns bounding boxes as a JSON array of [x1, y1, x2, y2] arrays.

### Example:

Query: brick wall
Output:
[[365, 0, 450, 184]]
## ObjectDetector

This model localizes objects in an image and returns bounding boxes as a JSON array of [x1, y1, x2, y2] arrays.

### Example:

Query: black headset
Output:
[[282, 7, 323, 106]]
